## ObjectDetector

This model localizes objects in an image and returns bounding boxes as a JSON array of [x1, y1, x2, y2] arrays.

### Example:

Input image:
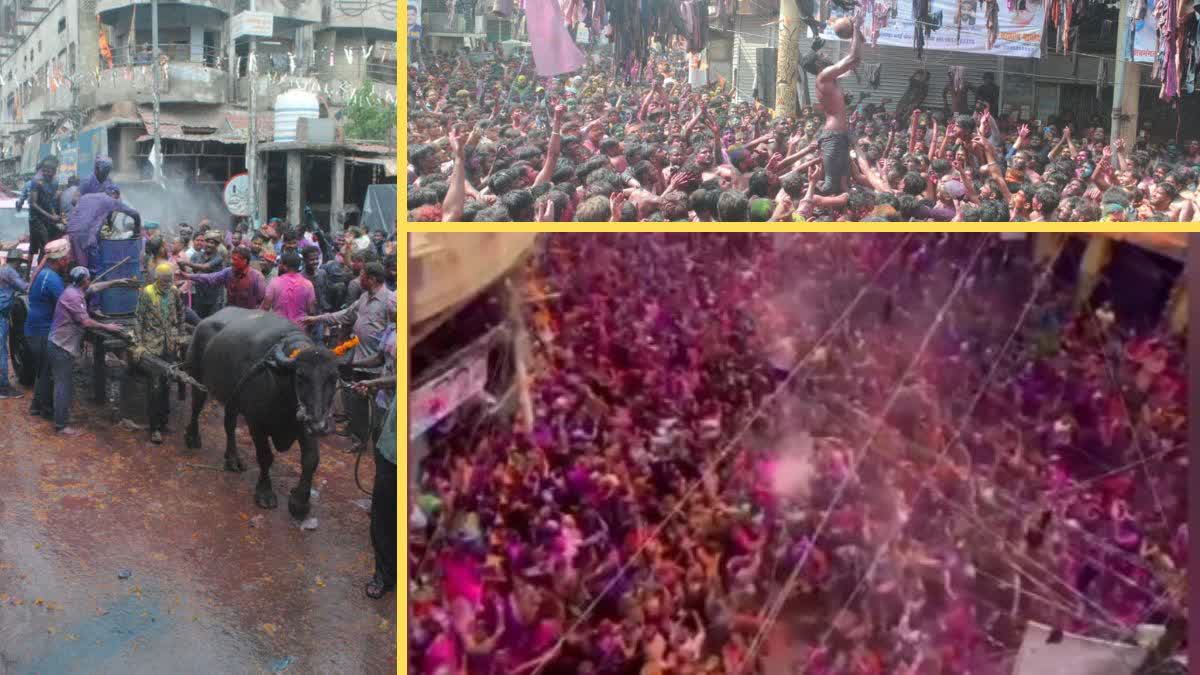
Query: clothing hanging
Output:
[[527, 0, 586, 76], [869, 0, 891, 45], [865, 62, 882, 88], [797, 0, 825, 37], [984, 0, 999, 47], [1096, 57, 1108, 98], [1154, 0, 1179, 100], [1183, 4, 1199, 94], [679, 0, 710, 53], [949, 65, 967, 91], [895, 68, 930, 121], [913, 0, 930, 58]]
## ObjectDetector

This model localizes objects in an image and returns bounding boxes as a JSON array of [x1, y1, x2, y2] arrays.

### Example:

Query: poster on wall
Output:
[[408, 0, 422, 39], [37, 128, 104, 181], [821, 0, 1045, 58], [1130, 0, 1157, 63]]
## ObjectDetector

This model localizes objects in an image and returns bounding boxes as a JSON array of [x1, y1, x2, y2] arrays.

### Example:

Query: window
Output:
[[57, 18, 65, 32]]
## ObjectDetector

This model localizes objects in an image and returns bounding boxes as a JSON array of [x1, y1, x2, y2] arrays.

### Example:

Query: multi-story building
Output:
[[0, 0, 396, 232], [415, 0, 515, 55]]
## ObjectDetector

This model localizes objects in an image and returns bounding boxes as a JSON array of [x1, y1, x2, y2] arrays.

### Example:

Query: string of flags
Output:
[[15, 63, 397, 106], [8, 43, 397, 103]]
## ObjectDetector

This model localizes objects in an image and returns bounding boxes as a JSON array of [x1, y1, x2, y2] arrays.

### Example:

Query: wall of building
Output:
[[93, 62, 229, 105], [95, 0, 227, 15], [0, 0, 79, 122], [325, 0, 397, 31], [313, 27, 395, 85], [729, 24, 1160, 130], [232, 0, 323, 24]]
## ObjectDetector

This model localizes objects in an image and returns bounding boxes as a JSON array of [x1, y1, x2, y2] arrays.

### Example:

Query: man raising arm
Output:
[[801, 10, 865, 195]]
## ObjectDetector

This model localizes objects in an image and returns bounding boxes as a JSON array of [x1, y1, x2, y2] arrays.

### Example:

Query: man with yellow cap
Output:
[[130, 263, 188, 444]]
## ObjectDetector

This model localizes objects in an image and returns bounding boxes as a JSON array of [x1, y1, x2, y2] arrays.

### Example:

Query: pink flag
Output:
[[525, 0, 585, 77]]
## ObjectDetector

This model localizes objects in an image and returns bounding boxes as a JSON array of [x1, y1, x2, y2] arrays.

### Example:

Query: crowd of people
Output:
[[406, 42, 1200, 223], [0, 155, 400, 601], [408, 233, 1187, 674]]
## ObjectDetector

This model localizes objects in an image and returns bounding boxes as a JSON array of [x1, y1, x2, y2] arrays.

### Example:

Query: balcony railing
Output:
[[103, 42, 224, 69], [249, 51, 398, 85]]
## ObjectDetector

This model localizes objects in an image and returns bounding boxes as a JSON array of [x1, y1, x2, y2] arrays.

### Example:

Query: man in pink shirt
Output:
[[259, 251, 316, 325]]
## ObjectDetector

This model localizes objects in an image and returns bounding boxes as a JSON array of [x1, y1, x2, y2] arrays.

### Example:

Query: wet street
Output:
[[0, 369, 396, 674]]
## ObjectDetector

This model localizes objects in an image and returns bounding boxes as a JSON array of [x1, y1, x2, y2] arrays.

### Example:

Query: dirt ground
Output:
[[0, 362, 397, 674]]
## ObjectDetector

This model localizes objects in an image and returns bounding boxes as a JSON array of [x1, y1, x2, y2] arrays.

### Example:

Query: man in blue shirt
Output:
[[65, 187, 141, 270], [350, 320, 396, 599], [26, 158, 63, 261], [79, 156, 117, 197], [59, 175, 81, 216], [24, 239, 71, 418], [0, 248, 30, 399]]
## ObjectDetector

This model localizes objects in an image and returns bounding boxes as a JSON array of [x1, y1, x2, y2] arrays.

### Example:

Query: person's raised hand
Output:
[[553, 104, 566, 130], [448, 124, 467, 157], [772, 194, 794, 220], [536, 199, 555, 222], [911, 108, 921, 123], [1114, 137, 1126, 153], [1062, 125, 1072, 139], [766, 153, 783, 174], [1018, 123, 1030, 139], [610, 191, 627, 213]]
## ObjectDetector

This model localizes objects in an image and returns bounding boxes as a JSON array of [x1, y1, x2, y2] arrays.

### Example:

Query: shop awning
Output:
[[134, 106, 274, 144]]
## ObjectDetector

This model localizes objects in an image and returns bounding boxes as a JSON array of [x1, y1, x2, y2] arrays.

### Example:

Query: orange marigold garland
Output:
[[332, 336, 359, 357]]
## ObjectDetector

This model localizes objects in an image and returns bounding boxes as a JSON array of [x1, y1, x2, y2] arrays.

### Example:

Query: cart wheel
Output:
[[9, 296, 34, 386]]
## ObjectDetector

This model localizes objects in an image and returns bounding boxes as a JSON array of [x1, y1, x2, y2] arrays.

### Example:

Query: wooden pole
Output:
[[775, 0, 801, 118]]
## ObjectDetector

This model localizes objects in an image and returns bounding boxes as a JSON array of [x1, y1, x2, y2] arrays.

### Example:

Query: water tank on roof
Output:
[[273, 89, 320, 143]]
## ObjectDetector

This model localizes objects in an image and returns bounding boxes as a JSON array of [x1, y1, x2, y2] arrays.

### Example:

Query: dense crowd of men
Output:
[[408, 233, 1187, 674], [0, 154, 399, 600], [407, 43, 1200, 223]]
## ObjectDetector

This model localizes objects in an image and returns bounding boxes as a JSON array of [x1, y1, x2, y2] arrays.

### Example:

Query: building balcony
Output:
[[422, 12, 484, 36], [97, 0, 230, 14], [234, 62, 396, 108], [90, 45, 228, 106]]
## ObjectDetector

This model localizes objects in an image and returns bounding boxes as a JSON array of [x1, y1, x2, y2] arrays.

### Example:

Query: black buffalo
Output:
[[184, 308, 338, 519]]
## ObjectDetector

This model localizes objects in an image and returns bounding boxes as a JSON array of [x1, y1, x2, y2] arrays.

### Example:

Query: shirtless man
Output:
[[800, 10, 865, 195]]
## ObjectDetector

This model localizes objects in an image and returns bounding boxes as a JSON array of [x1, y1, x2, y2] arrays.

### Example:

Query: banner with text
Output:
[[409, 354, 489, 439], [1130, 0, 1157, 63], [820, 0, 1045, 59]]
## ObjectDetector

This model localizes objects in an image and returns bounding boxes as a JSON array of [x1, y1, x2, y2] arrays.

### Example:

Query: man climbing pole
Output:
[[800, 9, 865, 195]]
